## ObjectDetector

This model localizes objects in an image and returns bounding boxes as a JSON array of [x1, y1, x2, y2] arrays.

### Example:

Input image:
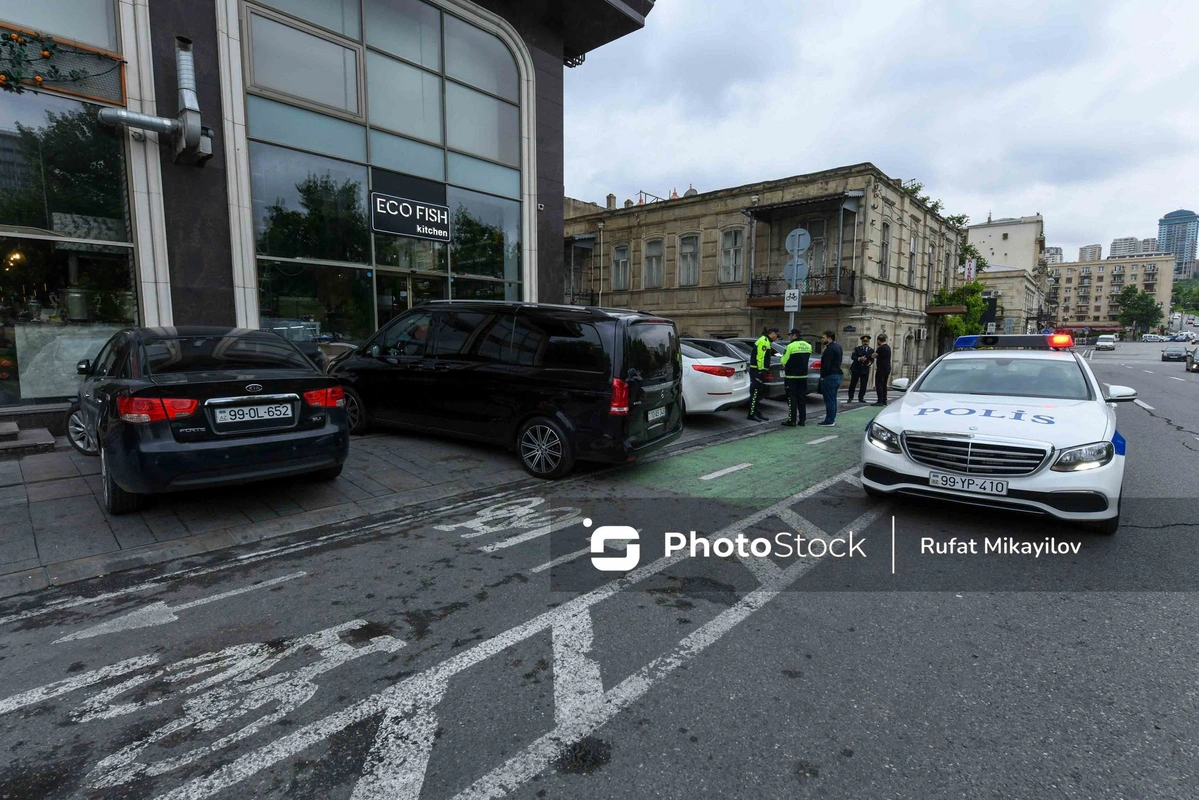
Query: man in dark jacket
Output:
[[872, 333, 892, 406], [747, 327, 779, 422], [817, 330, 842, 426], [780, 328, 812, 427], [846, 334, 874, 403]]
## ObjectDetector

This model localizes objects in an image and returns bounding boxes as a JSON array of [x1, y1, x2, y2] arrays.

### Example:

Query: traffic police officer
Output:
[[747, 327, 780, 421], [780, 328, 813, 426]]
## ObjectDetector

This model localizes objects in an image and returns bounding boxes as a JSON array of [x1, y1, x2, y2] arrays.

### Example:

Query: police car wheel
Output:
[[517, 417, 574, 479], [342, 387, 369, 435]]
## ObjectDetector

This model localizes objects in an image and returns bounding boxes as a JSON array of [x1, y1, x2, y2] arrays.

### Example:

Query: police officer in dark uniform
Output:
[[846, 334, 874, 404]]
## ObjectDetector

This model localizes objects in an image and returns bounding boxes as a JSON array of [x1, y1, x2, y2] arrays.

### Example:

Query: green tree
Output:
[[1116, 285, 1163, 333], [932, 280, 987, 339]]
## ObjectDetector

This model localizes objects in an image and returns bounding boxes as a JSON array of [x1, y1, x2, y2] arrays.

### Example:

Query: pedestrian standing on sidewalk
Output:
[[817, 330, 842, 426], [780, 328, 812, 427], [872, 333, 892, 406], [846, 334, 874, 404], [747, 327, 779, 422]]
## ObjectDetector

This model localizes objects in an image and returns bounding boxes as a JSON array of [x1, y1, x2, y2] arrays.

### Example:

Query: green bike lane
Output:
[[619, 405, 882, 508]]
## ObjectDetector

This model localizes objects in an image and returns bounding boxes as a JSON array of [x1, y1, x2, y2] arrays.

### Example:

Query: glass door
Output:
[[375, 273, 449, 328]]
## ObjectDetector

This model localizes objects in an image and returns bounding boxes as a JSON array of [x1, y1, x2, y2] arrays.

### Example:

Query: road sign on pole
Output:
[[783, 257, 809, 285], [784, 289, 801, 312], [785, 228, 811, 256], [986, 322, 996, 334]]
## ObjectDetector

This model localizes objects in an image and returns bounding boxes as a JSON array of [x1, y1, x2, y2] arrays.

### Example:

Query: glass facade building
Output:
[[0, 0, 652, 410]]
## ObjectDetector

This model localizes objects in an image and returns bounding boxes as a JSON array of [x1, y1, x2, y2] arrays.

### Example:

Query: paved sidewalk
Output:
[[0, 431, 529, 598]]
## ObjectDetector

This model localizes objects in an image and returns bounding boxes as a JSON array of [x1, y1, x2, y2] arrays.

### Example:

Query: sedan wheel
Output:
[[100, 448, 144, 515], [65, 404, 98, 456], [517, 418, 574, 479], [342, 387, 369, 435]]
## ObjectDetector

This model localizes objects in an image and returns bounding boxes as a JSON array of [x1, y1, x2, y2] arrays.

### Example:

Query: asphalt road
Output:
[[1, 366, 1197, 800]]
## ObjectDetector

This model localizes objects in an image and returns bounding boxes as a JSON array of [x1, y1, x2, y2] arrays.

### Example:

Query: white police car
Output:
[[860, 334, 1137, 534]]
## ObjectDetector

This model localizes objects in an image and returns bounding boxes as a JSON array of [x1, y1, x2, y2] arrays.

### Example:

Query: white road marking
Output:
[[1134, 399, 1154, 410], [528, 545, 591, 574], [1143, 370, 1154, 373], [55, 572, 306, 643], [146, 467, 866, 800], [807, 435, 838, 445], [478, 513, 584, 553], [0, 488, 527, 629], [699, 462, 753, 481], [0, 656, 159, 716], [1170, 376, 1186, 382]]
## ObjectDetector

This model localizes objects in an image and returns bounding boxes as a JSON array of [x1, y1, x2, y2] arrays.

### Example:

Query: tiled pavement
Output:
[[0, 432, 529, 597]]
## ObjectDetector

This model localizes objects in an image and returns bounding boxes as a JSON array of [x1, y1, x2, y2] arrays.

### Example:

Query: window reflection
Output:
[[447, 187, 520, 281], [258, 260, 374, 345], [0, 92, 130, 242], [452, 279, 519, 300], [250, 142, 369, 263]]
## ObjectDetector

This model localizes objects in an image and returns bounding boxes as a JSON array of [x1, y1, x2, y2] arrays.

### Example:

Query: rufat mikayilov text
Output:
[[665, 531, 867, 559], [921, 537, 1082, 558]]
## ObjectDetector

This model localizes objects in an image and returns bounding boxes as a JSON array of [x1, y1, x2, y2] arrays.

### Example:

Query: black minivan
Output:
[[329, 301, 683, 478]]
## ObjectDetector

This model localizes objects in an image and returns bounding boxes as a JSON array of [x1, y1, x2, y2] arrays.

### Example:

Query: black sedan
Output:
[[1186, 350, 1199, 373], [1162, 345, 1188, 362], [68, 326, 349, 514]]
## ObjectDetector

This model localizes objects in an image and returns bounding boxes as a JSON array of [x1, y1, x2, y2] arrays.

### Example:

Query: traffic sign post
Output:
[[783, 228, 810, 331]]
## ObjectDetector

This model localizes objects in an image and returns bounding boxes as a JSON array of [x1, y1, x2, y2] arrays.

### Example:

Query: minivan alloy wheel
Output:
[[520, 424, 563, 474]]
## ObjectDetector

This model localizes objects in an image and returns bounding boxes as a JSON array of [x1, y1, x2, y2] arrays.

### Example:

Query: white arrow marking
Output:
[[54, 572, 307, 644]]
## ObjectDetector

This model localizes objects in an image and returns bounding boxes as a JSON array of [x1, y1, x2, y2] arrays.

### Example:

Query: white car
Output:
[[680, 342, 750, 415], [1094, 335, 1116, 351], [860, 333, 1137, 534], [1141, 334, 1164, 342]]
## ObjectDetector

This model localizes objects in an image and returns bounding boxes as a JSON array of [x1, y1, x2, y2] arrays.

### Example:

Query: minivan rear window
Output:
[[142, 333, 312, 374], [625, 322, 679, 382]]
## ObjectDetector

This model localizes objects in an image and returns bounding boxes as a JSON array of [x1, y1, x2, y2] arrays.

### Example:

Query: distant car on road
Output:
[[1142, 334, 1165, 342], [1094, 335, 1116, 351], [69, 326, 349, 514], [1162, 345, 1188, 362]]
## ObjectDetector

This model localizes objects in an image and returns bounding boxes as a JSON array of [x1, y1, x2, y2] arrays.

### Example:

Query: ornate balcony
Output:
[[748, 271, 856, 308]]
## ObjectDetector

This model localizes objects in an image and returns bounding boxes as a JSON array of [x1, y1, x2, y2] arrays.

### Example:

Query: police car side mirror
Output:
[[890, 378, 911, 392], [1104, 385, 1137, 403]]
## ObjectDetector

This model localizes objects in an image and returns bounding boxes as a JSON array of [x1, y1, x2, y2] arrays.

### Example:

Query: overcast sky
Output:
[[563, 0, 1199, 260]]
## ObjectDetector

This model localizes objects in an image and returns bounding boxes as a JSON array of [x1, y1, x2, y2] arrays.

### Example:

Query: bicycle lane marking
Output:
[[139, 467, 870, 800]]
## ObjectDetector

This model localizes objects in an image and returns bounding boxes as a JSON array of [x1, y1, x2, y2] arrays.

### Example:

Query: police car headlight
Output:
[[1051, 442, 1114, 472], [866, 421, 902, 454]]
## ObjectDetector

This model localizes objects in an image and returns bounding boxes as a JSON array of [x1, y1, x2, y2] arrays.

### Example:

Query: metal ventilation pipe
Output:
[[96, 108, 180, 135], [174, 37, 202, 151]]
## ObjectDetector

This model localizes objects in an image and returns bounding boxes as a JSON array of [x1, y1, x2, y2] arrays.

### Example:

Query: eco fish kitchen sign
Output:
[[370, 191, 451, 242]]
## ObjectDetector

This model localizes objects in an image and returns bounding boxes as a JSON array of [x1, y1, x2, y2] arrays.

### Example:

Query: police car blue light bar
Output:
[[953, 333, 1074, 350]]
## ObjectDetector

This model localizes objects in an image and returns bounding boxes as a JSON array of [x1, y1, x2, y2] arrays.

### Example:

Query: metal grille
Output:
[[903, 434, 1048, 476], [1, 25, 125, 105]]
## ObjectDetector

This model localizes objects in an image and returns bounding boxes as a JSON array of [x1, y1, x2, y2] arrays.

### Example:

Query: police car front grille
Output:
[[903, 435, 1048, 476]]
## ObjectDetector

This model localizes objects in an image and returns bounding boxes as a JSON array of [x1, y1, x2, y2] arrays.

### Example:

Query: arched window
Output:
[[678, 233, 700, 286], [612, 244, 630, 291]]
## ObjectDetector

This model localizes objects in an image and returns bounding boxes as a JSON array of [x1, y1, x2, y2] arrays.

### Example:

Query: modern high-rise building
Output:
[[1158, 209, 1199, 273], [1079, 244, 1102, 261], [1110, 237, 1142, 257], [1142, 237, 1158, 252], [1043, 246, 1063, 264]]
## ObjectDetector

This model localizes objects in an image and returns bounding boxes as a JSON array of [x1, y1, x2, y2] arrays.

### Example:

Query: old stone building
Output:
[[564, 162, 967, 377]]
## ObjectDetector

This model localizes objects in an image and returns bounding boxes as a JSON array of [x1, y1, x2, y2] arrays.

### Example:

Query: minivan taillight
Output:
[[609, 378, 629, 415], [304, 387, 345, 408], [117, 397, 197, 423]]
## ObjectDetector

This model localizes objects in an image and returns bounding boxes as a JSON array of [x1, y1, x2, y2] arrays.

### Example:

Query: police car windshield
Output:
[[916, 357, 1091, 400]]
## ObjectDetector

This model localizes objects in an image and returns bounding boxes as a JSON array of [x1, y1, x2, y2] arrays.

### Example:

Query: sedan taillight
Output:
[[117, 397, 197, 423], [692, 364, 736, 378], [303, 386, 346, 408]]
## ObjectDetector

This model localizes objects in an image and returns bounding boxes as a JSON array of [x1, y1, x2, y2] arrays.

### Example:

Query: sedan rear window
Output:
[[142, 333, 312, 374], [681, 343, 720, 359], [916, 357, 1091, 400]]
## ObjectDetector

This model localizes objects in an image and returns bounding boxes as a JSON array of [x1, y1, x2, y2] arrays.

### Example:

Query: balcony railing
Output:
[[749, 270, 856, 299]]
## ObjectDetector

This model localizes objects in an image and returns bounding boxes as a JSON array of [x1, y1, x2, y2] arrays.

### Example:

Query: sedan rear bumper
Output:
[[107, 423, 349, 494]]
